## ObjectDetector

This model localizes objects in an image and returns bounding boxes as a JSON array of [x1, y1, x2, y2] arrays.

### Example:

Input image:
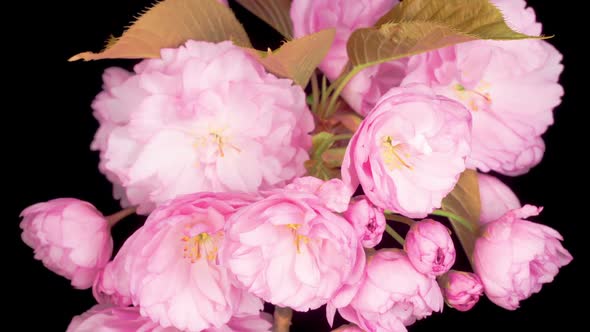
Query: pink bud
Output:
[[343, 196, 386, 248], [20, 198, 113, 289], [404, 219, 456, 277], [439, 270, 483, 311]]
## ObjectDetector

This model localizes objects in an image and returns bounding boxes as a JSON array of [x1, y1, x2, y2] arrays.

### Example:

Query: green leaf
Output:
[[69, 0, 251, 61], [347, 0, 544, 68], [304, 159, 339, 181], [235, 0, 293, 39], [247, 29, 335, 87], [310, 132, 336, 159], [305, 132, 342, 180], [441, 169, 481, 256], [321, 147, 347, 168]]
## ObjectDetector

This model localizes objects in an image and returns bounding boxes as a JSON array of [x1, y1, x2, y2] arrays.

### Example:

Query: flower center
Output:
[[454, 83, 492, 112], [181, 231, 222, 263], [287, 224, 310, 254], [193, 130, 241, 158], [380, 136, 412, 171], [434, 248, 445, 270]]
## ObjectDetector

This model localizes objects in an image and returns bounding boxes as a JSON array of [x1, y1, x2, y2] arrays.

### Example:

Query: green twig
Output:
[[324, 66, 363, 118], [384, 212, 415, 227], [431, 209, 475, 232], [385, 224, 405, 246]]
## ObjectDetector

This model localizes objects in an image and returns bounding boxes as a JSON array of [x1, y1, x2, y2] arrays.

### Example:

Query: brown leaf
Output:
[[348, 21, 474, 67], [69, 0, 251, 61], [235, 0, 293, 39], [441, 169, 481, 256], [376, 0, 536, 38], [247, 29, 335, 87], [347, 0, 543, 68]]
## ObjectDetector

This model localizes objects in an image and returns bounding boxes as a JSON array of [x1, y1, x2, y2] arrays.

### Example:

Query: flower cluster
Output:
[[19, 0, 571, 331]]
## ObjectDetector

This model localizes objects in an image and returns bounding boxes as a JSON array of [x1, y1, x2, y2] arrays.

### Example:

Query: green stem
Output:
[[318, 75, 329, 118], [310, 72, 320, 114], [431, 210, 475, 232], [273, 306, 293, 332], [385, 224, 405, 246], [384, 212, 415, 227], [106, 206, 137, 227], [324, 66, 364, 118]]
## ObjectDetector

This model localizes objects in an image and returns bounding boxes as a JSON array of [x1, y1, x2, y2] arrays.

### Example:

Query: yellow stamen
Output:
[[181, 232, 221, 263], [455, 83, 492, 112], [286, 224, 309, 254], [381, 136, 412, 170]]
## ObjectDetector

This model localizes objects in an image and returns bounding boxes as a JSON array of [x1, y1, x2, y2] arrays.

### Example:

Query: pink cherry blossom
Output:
[[66, 303, 271, 332], [104, 192, 259, 331], [207, 289, 272, 332], [438, 270, 484, 312], [66, 304, 178, 332], [343, 196, 386, 248], [207, 312, 272, 332], [342, 84, 472, 218], [92, 40, 313, 214], [20, 198, 112, 289], [339, 249, 443, 332], [473, 205, 572, 310], [332, 324, 364, 332], [402, 0, 563, 175], [290, 0, 405, 115], [92, 268, 132, 307], [404, 219, 456, 277], [284, 176, 352, 212], [477, 173, 521, 224], [222, 190, 365, 312]]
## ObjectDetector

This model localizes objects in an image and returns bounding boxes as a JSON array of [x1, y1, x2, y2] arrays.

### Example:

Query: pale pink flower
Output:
[[290, 0, 405, 115], [92, 268, 132, 306], [404, 219, 456, 277], [284, 176, 352, 212], [67, 304, 178, 332], [91, 67, 142, 208], [342, 84, 472, 218], [343, 196, 386, 248], [207, 290, 272, 332], [473, 205, 572, 310], [332, 324, 364, 332], [222, 191, 365, 312], [477, 173, 521, 224], [92, 40, 313, 214], [438, 270, 484, 312], [67, 304, 271, 332], [339, 249, 443, 332], [402, 0, 563, 175], [104, 192, 259, 331], [207, 313, 272, 332], [20, 198, 112, 289]]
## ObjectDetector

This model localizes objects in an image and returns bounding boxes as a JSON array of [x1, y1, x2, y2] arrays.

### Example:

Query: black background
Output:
[[8, 1, 586, 331]]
